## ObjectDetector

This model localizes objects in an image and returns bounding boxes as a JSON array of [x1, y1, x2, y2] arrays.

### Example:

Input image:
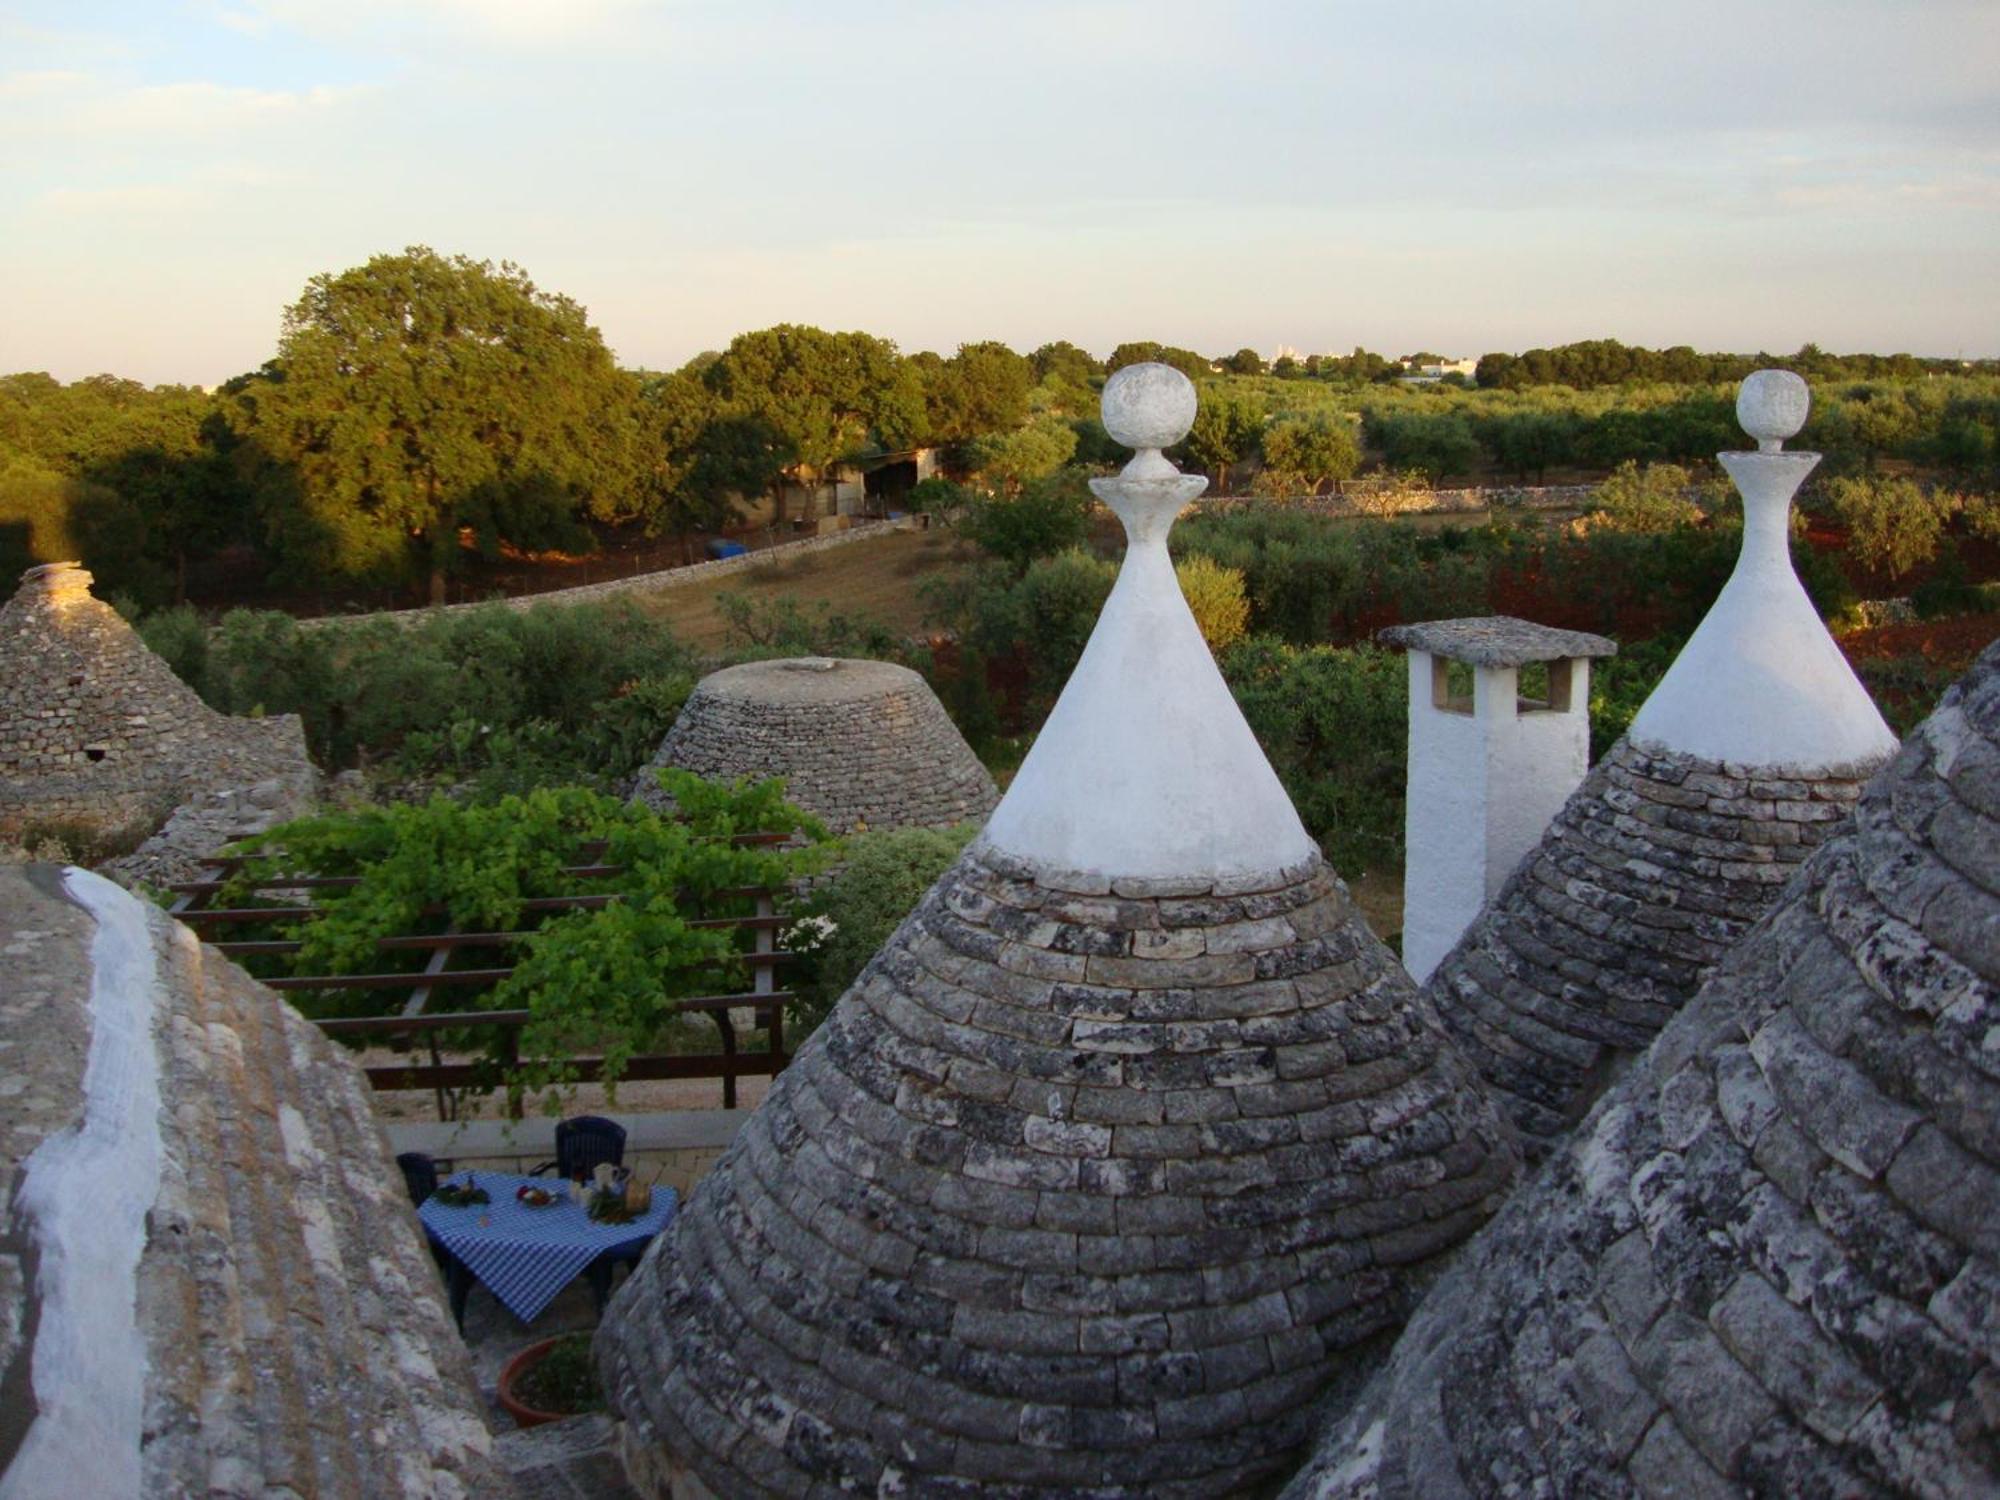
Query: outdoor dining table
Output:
[[417, 1171, 678, 1325]]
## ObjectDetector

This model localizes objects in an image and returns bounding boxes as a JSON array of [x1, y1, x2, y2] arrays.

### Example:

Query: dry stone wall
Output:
[[0, 563, 315, 850], [635, 657, 997, 834], [1430, 734, 1873, 1152], [1283, 641, 2000, 1499], [597, 845, 1519, 1498]]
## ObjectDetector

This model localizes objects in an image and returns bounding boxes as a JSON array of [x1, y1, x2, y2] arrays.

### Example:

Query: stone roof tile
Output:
[[0, 864, 510, 1498], [1282, 640, 2000, 1500], [1377, 615, 1617, 666]]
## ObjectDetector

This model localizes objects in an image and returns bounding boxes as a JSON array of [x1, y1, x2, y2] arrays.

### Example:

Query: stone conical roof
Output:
[[634, 656, 997, 834], [1283, 638, 2000, 1499], [597, 365, 1519, 1497], [0, 562, 314, 845], [0, 864, 507, 1497], [1426, 373, 1900, 1153]]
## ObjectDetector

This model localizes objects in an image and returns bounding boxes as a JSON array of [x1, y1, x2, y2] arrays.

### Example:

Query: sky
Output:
[[1, 0, 1996, 386]]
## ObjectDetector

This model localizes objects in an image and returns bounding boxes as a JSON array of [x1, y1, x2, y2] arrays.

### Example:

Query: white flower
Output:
[[784, 915, 839, 951]]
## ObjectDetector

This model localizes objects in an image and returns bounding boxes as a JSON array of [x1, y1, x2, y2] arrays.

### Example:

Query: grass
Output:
[[624, 528, 971, 650]]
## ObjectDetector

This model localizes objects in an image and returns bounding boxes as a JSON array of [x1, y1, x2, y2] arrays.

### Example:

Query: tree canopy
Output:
[[236, 246, 639, 596], [704, 324, 924, 473]]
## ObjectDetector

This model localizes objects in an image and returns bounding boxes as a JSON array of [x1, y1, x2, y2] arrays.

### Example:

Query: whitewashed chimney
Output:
[[1381, 616, 1617, 983]]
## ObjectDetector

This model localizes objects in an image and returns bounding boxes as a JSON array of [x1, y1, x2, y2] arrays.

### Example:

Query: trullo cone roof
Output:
[[596, 365, 1519, 1497], [0, 561, 313, 842], [1285, 638, 2000, 1499], [635, 656, 997, 834], [1426, 372, 1901, 1154]]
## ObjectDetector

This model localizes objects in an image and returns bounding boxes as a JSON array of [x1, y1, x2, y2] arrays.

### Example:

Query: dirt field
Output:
[[623, 527, 972, 650]]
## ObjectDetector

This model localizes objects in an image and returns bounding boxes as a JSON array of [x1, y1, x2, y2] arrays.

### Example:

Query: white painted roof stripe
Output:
[[0, 869, 165, 1500]]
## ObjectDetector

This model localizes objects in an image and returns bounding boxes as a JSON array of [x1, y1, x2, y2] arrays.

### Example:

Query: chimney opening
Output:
[[1431, 656, 1475, 715]]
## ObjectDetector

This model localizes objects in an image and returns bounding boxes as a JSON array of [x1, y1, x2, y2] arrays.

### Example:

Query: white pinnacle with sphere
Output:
[[977, 363, 1317, 879], [1627, 369, 1896, 770]]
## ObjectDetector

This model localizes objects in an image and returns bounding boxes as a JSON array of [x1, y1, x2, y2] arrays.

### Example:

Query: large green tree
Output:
[[242, 247, 640, 600], [1179, 387, 1266, 491], [1105, 341, 1210, 381], [1259, 412, 1361, 494], [702, 325, 924, 522], [924, 340, 1032, 444]]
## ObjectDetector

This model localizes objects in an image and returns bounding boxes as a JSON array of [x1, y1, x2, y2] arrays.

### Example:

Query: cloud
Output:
[[231, 0, 670, 47], [36, 164, 291, 220], [91, 80, 368, 135], [0, 69, 87, 99], [0, 72, 371, 141]]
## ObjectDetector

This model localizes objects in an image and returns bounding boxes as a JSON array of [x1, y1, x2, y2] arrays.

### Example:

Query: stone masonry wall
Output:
[[635, 657, 997, 834], [1429, 733, 1874, 1152], [1283, 641, 2000, 1499]]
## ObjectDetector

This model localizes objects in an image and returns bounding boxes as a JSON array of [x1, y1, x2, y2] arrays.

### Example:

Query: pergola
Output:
[[166, 831, 797, 1120]]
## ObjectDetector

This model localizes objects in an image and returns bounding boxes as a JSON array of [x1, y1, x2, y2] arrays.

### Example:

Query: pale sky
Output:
[[2, 0, 1996, 386]]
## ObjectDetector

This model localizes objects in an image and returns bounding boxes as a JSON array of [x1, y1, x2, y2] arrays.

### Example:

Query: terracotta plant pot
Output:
[[497, 1335, 580, 1430]]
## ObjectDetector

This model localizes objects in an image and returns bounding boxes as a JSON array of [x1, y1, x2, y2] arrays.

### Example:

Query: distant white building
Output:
[[1398, 356, 1479, 384]]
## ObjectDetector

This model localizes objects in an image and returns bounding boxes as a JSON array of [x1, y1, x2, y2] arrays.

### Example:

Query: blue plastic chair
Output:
[[532, 1116, 627, 1181]]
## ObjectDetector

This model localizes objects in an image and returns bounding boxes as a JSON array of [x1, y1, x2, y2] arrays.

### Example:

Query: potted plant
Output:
[[497, 1331, 606, 1429]]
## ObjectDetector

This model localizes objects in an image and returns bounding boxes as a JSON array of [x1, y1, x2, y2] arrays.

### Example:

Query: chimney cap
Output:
[[1378, 615, 1617, 668]]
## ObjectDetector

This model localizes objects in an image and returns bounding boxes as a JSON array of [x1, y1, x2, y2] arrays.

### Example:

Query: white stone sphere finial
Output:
[[1101, 362, 1198, 453], [1737, 369, 1810, 453]]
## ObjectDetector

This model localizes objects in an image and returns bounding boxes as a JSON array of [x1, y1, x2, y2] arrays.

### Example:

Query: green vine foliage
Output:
[[225, 770, 827, 1110]]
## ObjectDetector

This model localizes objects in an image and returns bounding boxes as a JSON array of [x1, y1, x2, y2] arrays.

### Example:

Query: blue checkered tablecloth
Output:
[[418, 1171, 677, 1324]]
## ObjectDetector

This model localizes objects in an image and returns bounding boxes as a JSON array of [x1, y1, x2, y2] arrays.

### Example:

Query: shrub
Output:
[[1176, 554, 1250, 651], [1219, 637, 1407, 876], [169, 598, 700, 786], [1347, 470, 1437, 519], [1964, 493, 2000, 542], [1575, 462, 1706, 535], [1586, 633, 1682, 758], [963, 468, 1093, 572], [785, 823, 978, 1038], [1825, 474, 1953, 578], [908, 476, 973, 525], [1176, 504, 1500, 643], [714, 591, 905, 661]]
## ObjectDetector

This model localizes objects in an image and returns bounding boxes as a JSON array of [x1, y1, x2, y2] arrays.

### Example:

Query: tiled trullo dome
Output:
[[596, 366, 1520, 1497], [0, 562, 314, 843], [1284, 637, 2000, 1499], [1426, 372, 1900, 1153], [634, 657, 998, 833]]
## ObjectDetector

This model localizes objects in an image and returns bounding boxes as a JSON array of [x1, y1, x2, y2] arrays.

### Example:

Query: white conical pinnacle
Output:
[[977, 363, 1317, 880], [1626, 369, 1896, 772]]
